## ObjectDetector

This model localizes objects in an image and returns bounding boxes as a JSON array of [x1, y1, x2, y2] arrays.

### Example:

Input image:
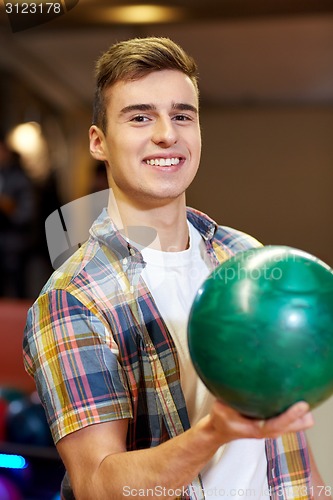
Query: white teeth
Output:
[[146, 157, 180, 166]]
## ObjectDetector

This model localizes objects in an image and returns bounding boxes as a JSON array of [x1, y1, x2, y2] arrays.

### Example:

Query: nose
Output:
[[152, 116, 177, 147]]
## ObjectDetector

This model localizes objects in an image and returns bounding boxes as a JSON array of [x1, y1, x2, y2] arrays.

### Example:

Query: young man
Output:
[[24, 37, 326, 500]]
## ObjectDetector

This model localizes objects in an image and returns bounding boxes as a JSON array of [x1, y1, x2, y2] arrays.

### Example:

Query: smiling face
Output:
[[89, 69, 201, 209]]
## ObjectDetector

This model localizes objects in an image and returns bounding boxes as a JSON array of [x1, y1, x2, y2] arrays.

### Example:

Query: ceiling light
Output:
[[7, 122, 42, 155], [93, 5, 185, 24], [7, 122, 50, 180]]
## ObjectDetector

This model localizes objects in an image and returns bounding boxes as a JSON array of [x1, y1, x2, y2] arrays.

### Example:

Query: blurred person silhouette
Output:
[[0, 137, 35, 298], [30, 167, 62, 290]]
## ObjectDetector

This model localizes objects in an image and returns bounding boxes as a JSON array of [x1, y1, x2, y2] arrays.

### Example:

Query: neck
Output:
[[107, 190, 189, 252]]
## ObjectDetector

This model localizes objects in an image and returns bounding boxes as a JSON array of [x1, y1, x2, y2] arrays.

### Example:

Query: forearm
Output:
[[64, 401, 314, 500], [79, 415, 220, 500], [308, 445, 332, 500]]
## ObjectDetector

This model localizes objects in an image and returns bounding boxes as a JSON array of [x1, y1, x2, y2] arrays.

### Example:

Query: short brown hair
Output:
[[92, 37, 199, 133]]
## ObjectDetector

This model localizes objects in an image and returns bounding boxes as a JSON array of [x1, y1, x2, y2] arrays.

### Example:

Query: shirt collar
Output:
[[90, 207, 218, 258], [90, 208, 142, 262], [186, 207, 218, 241]]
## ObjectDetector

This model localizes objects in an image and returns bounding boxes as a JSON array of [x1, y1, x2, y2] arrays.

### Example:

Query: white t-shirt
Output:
[[140, 222, 269, 499]]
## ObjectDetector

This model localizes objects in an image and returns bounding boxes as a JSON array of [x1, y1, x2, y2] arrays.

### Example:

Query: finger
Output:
[[212, 400, 266, 438], [212, 400, 314, 441], [261, 401, 314, 436]]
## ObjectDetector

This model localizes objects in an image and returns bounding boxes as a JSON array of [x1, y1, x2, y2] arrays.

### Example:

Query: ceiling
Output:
[[1, 0, 333, 113]]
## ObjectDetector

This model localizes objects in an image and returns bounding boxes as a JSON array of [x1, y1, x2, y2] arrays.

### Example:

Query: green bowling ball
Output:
[[188, 246, 333, 419]]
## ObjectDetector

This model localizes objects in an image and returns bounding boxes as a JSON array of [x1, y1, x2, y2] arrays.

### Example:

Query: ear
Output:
[[89, 125, 107, 161]]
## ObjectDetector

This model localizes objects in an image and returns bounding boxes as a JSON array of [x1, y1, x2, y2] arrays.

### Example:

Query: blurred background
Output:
[[0, 0, 332, 498]]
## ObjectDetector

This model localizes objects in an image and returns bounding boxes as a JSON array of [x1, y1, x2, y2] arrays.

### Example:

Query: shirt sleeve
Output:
[[23, 288, 133, 444]]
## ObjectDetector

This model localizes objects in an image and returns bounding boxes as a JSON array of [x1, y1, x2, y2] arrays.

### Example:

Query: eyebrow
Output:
[[120, 102, 198, 115]]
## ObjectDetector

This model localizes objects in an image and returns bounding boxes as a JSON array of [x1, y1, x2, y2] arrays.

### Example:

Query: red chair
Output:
[[0, 299, 35, 393]]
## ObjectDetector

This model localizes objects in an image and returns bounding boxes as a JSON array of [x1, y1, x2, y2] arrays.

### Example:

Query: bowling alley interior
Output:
[[1, 0, 333, 498]]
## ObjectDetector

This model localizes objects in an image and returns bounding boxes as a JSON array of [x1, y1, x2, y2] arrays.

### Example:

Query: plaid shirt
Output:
[[24, 207, 312, 499]]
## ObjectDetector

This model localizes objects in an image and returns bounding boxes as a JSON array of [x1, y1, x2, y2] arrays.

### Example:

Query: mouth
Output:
[[143, 156, 184, 167]]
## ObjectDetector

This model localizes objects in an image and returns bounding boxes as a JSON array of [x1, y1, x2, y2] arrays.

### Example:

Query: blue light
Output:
[[0, 453, 28, 469]]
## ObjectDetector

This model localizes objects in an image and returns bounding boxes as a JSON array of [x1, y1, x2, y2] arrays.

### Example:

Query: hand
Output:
[[209, 400, 314, 442]]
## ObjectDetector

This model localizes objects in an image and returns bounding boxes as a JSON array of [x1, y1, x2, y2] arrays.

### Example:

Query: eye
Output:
[[173, 114, 192, 122], [130, 115, 150, 123]]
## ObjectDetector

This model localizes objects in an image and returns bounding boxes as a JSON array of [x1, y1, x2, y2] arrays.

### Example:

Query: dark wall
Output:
[[187, 105, 333, 266]]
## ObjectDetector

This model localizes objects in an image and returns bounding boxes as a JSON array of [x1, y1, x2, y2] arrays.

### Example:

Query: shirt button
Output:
[[129, 248, 135, 256], [123, 257, 128, 265]]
